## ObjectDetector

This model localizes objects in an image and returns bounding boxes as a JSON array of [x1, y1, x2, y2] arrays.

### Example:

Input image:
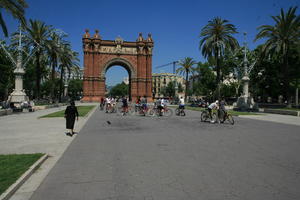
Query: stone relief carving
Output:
[[98, 46, 137, 55]]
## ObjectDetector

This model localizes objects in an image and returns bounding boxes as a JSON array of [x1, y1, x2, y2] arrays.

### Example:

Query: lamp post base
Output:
[[234, 96, 258, 112]]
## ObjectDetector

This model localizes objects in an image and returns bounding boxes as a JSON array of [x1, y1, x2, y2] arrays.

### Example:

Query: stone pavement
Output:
[[28, 108, 300, 200], [0, 102, 98, 200], [1, 107, 299, 200]]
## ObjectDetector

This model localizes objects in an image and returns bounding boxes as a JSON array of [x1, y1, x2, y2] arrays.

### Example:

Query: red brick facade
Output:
[[82, 30, 153, 102]]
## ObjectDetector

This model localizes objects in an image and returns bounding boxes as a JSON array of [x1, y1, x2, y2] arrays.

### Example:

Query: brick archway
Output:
[[81, 30, 153, 102]]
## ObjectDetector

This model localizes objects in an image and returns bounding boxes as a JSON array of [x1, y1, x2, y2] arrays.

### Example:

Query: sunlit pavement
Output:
[[23, 108, 300, 200]]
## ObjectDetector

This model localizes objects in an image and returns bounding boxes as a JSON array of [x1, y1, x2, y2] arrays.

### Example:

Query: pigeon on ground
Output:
[[107, 121, 111, 125]]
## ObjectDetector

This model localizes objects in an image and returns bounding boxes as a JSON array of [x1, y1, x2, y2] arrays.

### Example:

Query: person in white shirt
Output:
[[208, 100, 219, 122], [179, 97, 185, 110], [105, 97, 111, 113]]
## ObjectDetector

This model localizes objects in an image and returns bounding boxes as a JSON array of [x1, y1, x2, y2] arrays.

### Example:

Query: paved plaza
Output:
[[1, 105, 300, 200]]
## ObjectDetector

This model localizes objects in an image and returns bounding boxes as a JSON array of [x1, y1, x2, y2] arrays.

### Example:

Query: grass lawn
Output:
[[185, 106, 260, 116], [0, 153, 44, 195], [273, 107, 300, 111], [39, 105, 95, 118]]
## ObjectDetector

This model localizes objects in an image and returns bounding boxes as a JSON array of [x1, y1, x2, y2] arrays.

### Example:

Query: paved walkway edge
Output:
[[0, 154, 48, 200]]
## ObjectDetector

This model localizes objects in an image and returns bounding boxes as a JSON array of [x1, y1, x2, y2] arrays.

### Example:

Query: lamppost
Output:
[[235, 32, 258, 111], [0, 25, 33, 107]]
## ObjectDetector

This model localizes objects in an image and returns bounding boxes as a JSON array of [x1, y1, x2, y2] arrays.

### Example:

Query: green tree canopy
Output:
[[199, 17, 239, 99], [0, 0, 27, 37], [109, 82, 128, 97], [255, 6, 300, 103]]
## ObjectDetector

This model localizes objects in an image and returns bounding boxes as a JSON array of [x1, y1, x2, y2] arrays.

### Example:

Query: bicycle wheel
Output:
[[200, 111, 208, 122], [181, 110, 186, 116], [227, 114, 234, 125], [127, 107, 135, 116], [175, 108, 180, 116], [211, 113, 217, 122], [148, 108, 155, 116], [164, 109, 173, 117]]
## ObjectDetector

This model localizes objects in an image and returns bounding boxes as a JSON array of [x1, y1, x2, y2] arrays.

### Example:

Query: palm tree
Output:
[[22, 19, 52, 99], [46, 31, 67, 101], [255, 6, 300, 104], [199, 17, 239, 100], [176, 57, 196, 101], [0, 0, 27, 37], [58, 43, 79, 102]]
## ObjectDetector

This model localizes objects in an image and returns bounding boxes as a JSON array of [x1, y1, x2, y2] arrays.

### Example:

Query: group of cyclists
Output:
[[99, 95, 231, 123]]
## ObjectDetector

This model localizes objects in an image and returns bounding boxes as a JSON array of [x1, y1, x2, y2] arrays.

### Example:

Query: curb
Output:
[[0, 154, 48, 200]]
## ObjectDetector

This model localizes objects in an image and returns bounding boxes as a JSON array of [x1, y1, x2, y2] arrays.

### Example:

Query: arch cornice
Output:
[[100, 57, 136, 79]]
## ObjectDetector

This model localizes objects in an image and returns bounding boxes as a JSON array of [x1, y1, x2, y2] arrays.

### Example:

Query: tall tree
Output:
[[0, 47, 14, 100], [21, 19, 52, 99], [58, 43, 79, 102], [255, 6, 300, 104], [0, 0, 27, 37], [199, 17, 239, 100], [176, 57, 196, 101], [46, 31, 67, 101]]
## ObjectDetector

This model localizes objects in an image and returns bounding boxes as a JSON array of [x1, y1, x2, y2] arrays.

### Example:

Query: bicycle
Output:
[[134, 104, 148, 116], [149, 105, 173, 117], [200, 109, 217, 122], [175, 106, 186, 116], [219, 110, 234, 125]]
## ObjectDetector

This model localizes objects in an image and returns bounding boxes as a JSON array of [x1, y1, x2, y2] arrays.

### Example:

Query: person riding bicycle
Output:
[[218, 99, 227, 123], [111, 97, 117, 112], [100, 97, 105, 110], [156, 98, 164, 116], [105, 97, 111, 113], [121, 96, 128, 115], [178, 96, 185, 110], [208, 100, 219, 123], [141, 96, 148, 111]]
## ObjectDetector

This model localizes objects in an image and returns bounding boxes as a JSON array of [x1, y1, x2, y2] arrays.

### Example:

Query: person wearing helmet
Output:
[[208, 100, 219, 123]]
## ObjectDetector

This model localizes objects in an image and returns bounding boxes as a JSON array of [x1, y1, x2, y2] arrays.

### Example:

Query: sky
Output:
[[2, 0, 299, 86]]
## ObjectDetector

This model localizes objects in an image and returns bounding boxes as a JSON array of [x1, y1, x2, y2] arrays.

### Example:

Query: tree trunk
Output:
[[185, 70, 189, 102], [284, 51, 290, 105], [216, 54, 220, 101], [59, 66, 64, 103], [51, 56, 56, 103], [35, 51, 41, 100]]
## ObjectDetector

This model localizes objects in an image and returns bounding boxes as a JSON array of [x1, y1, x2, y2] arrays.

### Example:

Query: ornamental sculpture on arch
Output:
[[82, 29, 153, 102]]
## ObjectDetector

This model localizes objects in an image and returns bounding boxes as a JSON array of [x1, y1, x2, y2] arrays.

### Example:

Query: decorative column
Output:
[[8, 26, 28, 103], [242, 32, 250, 103], [82, 29, 91, 101], [146, 33, 153, 101], [235, 32, 258, 111]]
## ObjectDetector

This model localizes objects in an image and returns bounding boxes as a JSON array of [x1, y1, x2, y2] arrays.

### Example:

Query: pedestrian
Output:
[[64, 101, 79, 136], [100, 97, 104, 110]]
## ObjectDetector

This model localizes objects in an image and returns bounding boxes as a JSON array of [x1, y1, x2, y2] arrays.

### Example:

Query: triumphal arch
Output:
[[81, 29, 153, 102]]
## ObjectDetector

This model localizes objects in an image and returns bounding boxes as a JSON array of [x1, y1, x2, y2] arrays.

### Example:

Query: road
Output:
[[30, 108, 300, 200]]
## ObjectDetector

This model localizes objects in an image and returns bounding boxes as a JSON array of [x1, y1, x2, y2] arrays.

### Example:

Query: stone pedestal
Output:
[[234, 75, 258, 111], [8, 67, 28, 104]]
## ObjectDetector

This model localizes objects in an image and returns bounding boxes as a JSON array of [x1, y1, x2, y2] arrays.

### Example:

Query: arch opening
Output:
[[105, 65, 130, 99], [101, 58, 136, 101]]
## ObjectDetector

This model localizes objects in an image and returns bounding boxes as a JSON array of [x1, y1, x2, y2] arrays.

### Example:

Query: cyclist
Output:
[[141, 96, 148, 113], [135, 96, 141, 112], [111, 97, 116, 112], [121, 96, 128, 115], [208, 100, 219, 123], [156, 98, 163, 116], [100, 97, 105, 110], [105, 97, 111, 113], [218, 99, 227, 123], [179, 96, 185, 110]]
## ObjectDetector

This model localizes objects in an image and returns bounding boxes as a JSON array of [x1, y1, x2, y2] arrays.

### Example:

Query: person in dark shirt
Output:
[[64, 101, 79, 136], [122, 96, 128, 115]]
